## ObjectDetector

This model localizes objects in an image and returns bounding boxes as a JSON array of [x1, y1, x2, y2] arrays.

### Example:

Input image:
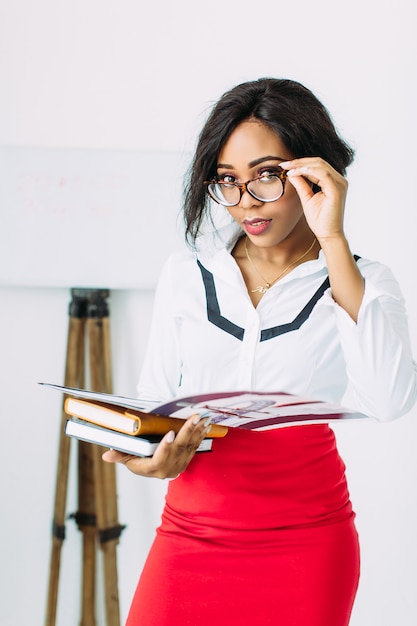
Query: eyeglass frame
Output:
[[203, 168, 288, 207]]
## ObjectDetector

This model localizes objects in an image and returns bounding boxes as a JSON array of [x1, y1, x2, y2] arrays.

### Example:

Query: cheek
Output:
[[225, 207, 240, 222], [271, 188, 303, 219], [282, 189, 306, 222], [283, 181, 303, 211]]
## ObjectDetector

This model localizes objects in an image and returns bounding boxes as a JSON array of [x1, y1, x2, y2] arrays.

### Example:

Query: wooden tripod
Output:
[[45, 289, 125, 626]]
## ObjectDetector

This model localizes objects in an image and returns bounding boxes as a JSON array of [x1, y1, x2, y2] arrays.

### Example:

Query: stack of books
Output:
[[41, 384, 370, 457]]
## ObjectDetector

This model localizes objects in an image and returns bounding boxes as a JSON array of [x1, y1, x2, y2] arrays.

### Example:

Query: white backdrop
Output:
[[1, 1, 416, 625], [0, 146, 186, 288]]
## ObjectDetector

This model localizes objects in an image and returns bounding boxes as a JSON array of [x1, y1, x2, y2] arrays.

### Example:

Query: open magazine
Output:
[[41, 383, 371, 432], [41, 383, 371, 457]]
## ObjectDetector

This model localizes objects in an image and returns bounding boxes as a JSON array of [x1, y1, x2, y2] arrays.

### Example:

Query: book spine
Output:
[[135, 413, 228, 438]]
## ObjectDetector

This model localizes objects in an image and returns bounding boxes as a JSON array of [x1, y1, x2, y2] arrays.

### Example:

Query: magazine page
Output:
[[39, 383, 159, 411], [155, 391, 370, 431]]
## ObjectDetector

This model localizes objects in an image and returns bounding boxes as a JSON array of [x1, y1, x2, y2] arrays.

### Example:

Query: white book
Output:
[[65, 419, 213, 457]]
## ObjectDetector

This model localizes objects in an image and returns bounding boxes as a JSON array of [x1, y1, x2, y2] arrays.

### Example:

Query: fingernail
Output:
[[204, 416, 213, 427], [166, 430, 175, 443], [279, 161, 290, 167], [193, 411, 211, 425], [205, 424, 212, 434]]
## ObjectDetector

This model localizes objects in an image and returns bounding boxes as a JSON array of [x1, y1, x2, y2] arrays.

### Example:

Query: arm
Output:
[[103, 255, 212, 477], [331, 260, 417, 420], [280, 157, 364, 321], [281, 158, 417, 419]]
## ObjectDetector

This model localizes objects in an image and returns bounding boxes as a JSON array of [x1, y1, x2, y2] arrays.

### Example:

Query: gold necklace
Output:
[[244, 237, 317, 294]]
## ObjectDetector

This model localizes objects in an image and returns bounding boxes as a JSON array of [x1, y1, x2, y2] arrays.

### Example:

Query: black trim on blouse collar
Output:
[[197, 260, 245, 340], [197, 258, 360, 342]]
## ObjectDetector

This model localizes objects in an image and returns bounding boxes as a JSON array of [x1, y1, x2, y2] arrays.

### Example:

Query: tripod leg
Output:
[[77, 440, 97, 626], [87, 305, 123, 626], [77, 441, 122, 626], [72, 297, 97, 626], [92, 445, 122, 626], [45, 311, 85, 626]]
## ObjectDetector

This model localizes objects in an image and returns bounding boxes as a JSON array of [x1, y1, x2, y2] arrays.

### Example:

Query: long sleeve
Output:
[[136, 257, 183, 405], [330, 259, 417, 420]]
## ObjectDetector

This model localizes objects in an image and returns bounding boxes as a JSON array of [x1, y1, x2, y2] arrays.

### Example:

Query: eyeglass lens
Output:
[[208, 175, 284, 206]]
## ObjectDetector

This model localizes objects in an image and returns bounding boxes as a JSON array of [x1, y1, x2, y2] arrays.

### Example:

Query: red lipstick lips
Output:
[[243, 218, 272, 236]]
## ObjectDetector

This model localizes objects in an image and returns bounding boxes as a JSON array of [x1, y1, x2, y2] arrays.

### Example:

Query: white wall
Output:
[[1, 1, 416, 624]]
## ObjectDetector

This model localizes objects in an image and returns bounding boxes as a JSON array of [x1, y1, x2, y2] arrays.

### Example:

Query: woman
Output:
[[104, 78, 417, 625]]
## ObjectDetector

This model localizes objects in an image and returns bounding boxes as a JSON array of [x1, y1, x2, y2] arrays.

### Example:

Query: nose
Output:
[[238, 187, 263, 209]]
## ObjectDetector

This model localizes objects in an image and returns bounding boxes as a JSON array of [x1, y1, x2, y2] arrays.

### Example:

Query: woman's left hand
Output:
[[280, 157, 348, 243], [101, 412, 212, 479]]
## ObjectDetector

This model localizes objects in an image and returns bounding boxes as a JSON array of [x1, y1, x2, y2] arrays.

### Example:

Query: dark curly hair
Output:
[[183, 78, 354, 245]]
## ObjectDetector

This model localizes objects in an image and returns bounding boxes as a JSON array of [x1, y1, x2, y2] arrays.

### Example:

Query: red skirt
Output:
[[126, 425, 360, 626]]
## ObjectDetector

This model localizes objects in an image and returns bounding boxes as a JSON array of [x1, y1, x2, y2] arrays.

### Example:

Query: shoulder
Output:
[[163, 248, 197, 269], [356, 255, 398, 282], [160, 222, 241, 276], [155, 248, 200, 295], [356, 256, 404, 299]]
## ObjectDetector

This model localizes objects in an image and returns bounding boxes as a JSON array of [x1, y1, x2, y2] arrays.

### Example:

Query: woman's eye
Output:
[[219, 174, 236, 186], [258, 168, 280, 182]]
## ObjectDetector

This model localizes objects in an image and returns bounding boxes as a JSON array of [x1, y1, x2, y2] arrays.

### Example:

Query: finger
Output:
[[177, 412, 212, 438], [286, 172, 315, 200], [281, 158, 346, 190], [101, 431, 175, 474], [286, 165, 323, 188], [280, 157, 327, 171], [102, 449, 136, 463], [157, 414, 212, 473], [144, 420, 205, 475], [115, 437, 172, 476], [102, 447, 162, 479]]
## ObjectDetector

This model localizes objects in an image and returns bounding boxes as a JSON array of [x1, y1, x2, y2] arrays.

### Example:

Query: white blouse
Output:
[[137, 224, 417, 421]]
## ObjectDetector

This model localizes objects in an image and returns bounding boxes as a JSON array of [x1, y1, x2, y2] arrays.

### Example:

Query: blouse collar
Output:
[[193, 223, 328, 290]]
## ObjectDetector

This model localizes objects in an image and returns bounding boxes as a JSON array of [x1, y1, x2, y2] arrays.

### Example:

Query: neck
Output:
[[245, 235, 318, 264], [244, 235, 318, 293]]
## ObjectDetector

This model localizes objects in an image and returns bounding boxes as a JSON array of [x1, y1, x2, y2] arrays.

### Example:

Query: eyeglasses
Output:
[[204, 169, 287, 207]]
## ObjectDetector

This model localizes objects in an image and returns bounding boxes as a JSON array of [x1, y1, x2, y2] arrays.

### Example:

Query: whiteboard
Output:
[[0, 146, 190, 289]]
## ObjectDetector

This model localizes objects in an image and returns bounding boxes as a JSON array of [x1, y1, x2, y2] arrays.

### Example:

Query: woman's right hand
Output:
[[102, 413, 212, 479]]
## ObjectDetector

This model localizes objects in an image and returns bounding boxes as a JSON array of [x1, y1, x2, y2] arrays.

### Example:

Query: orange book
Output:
[[64, 397, 228, 438]]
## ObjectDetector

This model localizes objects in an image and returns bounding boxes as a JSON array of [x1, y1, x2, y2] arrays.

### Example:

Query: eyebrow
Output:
[[217, 155, 286, 169]]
